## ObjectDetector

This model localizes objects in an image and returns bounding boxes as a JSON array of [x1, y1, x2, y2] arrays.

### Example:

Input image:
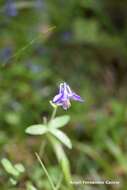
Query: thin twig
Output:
[[56, 174, 63, 190], [35, 152, 56, 190], [2, 26, 56, 67]]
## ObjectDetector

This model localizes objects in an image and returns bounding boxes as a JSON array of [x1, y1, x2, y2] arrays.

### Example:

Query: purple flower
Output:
[[5, 0, 18, 17], [0, 47, 12, 63], [35, 0, 44, 9], [52, 82, 84, 110], [61, 31, 72, 42]]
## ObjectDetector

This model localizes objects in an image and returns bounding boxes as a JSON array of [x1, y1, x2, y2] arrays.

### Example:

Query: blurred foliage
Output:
[[0, 0, 127, 189]]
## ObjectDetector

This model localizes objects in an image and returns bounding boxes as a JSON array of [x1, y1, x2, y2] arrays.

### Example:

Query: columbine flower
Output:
[[52, 82, 84, 110]]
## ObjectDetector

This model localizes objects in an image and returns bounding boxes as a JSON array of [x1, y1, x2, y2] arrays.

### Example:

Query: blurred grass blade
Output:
[[106, 138, 127, 172], [73, 141, 115, 178]]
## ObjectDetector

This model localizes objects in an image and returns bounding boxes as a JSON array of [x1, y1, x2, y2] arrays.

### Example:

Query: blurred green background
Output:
[[0, 0, 127, 189]]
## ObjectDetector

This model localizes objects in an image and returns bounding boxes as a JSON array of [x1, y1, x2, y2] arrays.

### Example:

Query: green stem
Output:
[[50, 106, 58, 121], [48, 136, 74, 190], [35, 152, 56, 190]]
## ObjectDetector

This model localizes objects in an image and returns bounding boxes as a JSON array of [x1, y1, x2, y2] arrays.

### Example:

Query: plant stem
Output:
[[48, 136, 74, 190], [35, 152, 56, 190], [56, 174, 63, 190], [50, 106, 58, 121]]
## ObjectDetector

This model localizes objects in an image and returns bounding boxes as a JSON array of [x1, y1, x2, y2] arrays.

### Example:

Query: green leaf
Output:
[[49, 115, 70, 128], [25, 124, 47, 135], [1, 158, 19, 177], [27, 181, 38, 190], [50, 129, 72, 149], [14, 163, 25, 173], [9, 178, 17, 186], [5, 112, 20, 125]]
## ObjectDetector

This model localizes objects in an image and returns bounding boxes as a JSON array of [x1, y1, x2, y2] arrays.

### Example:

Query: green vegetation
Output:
[[0, 0, 127, 189]]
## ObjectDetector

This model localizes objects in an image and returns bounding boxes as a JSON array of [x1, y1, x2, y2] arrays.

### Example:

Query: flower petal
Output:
[[52, 93, 63, 104], [59, 83, 64, 94], [66, 83, 73, 97], [62, 100, 71, 110], [71, 93, 84, 102], [61, 83, 68, 100]]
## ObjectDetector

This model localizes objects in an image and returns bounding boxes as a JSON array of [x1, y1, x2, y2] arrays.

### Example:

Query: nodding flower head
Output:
[[52, 82, 84, 110]]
